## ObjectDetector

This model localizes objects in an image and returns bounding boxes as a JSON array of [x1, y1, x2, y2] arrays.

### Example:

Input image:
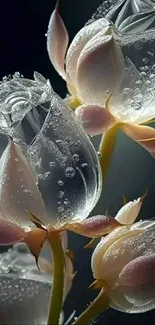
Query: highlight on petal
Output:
[[28, 91, 102, 226], [91, 226, 143, 279], [75, 104, 116, 135], [119, 254, 155, 286], [66, 18, 110, 87], [121, 123, 155, 157], [0, 142, 49, 229], [75, 30, 125, 105], [67, 215, 120, 238], [47, 2, 69, 79], [0, 217, 26, 245], [115, 197, 143, 225]]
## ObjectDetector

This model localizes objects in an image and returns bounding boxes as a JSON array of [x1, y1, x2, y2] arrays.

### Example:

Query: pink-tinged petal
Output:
[[115, 197, 142, 225], [66, 18, 109, 88], [119, 254, 155, 286], [47, 3, 69, 79], [0, 218, 26, 245], [66, 215, 120, 238], [75, 104, 116, 135], [75, 31, 125, 105], [0, 142, 49, 230], [122, 123, 155, 157]]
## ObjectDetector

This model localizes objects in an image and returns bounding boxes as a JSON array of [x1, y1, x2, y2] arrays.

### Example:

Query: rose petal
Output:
[[119, 254, 155, 286], [75, 104, 116, 135], [0, 142, 49, 230], [115, 197, 142, 225], [66, 18, 109, 88], [122, 123, 155, 157], [47, 3, 69, 79], [0, 218, 26, 245], [76, 30, 124, 105], [67, 215, 120, 238], [91, 226, 143, 279]]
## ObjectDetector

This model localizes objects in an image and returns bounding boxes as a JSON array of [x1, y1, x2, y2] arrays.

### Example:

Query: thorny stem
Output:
[[47, 232, 65, 325], [99, 124, 119, 184], [72, 289, 109, 325]]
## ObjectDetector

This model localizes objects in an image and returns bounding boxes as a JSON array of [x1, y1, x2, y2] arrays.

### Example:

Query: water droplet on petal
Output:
[[65, 167, 76, 178]]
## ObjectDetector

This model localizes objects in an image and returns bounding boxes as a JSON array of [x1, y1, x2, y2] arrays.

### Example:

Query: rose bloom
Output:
[[92, 197, 155, 313]]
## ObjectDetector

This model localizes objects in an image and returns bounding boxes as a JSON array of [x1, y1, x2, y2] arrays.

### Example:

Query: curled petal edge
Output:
[[47, 1, 69, 79], [66, 215, 121, 238], [121, 123, 155, 157]]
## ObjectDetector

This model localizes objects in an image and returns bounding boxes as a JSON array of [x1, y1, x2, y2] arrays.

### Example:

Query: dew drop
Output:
[[58, 191, 64, 198], [65, 167, 76, 178], [97, 151, 102, 158], [72, 154, 79, 162], [81, 163, 88, 168], [57, 179, 64, 186], [45, 171, 51, 179], [57, 206, 64, 213], [49, 161, 55, 168]]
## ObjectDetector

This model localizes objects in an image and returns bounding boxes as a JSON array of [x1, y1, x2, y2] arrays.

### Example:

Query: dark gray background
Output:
[[1, 0, 155, 324]]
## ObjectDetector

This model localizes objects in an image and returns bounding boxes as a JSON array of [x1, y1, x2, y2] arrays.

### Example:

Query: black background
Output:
[[1, 0, 155, 324]]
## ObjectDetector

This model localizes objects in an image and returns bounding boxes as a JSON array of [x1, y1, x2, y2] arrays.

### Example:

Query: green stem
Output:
[[99, 124, 119, 184], [47, 233, 65, 325], [72, 290, 109, 325]]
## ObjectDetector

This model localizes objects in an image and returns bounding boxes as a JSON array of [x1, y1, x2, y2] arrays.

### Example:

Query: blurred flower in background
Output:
[[0, 236, 74, 325], [0, 243, 54, 325]]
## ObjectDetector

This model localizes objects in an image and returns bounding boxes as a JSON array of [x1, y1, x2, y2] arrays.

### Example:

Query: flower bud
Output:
[[92, 220, 155, 313]]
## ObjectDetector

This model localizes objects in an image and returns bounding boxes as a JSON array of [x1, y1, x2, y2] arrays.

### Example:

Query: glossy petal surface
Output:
[[28, 92, 102, 226]]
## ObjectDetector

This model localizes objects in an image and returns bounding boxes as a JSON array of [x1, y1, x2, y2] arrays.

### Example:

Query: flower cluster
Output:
[[1, 0, 155, 324]]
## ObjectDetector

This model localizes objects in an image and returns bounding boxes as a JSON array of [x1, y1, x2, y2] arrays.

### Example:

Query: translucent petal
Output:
[[47, 6, 69, 79], [109, 284, 155, 313], [111, 58, 155, 124], [0, 142, 49, 230], [65, 18, 109, 87], [118, 11, 155, 34], [92, 0, 155, 33], [28, 92, 102, 226], [115, 197, 142, 225], [75, 30, 125, 105]]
